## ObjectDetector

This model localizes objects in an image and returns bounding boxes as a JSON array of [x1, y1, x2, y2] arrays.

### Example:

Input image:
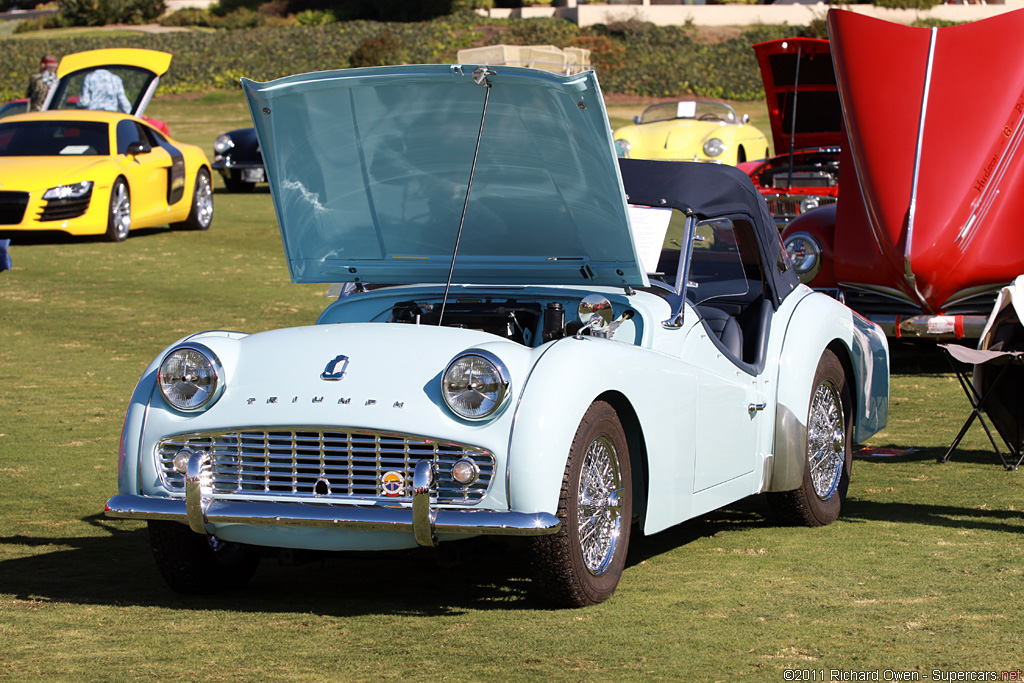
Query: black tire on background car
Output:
[[530, 400, 632, 607], [768, 349, 853, 526], [148, 520, 260, 594], [173, 168, 214, 231], [223, 171, 255, 193], [105, 177, 131, 242]]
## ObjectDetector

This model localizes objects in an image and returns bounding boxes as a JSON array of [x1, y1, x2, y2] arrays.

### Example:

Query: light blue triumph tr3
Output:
[[105, 64, 889, 607]]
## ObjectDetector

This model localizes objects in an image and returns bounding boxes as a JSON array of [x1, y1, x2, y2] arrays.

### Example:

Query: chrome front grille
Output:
[[764, 194, 837, 221], [156, 429, 495, 504]]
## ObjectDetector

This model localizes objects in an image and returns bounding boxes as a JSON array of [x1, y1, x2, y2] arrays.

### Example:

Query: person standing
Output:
[[78, 68, 132, 113], [26, 54, 58, 111]]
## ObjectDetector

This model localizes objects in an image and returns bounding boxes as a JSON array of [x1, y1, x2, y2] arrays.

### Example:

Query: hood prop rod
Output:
[[439, 67, 495, 327], [785, 43, 802, 190]]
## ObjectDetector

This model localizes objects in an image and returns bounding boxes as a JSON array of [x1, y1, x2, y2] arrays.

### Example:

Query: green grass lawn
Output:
[[1, 92, 1021, 682]]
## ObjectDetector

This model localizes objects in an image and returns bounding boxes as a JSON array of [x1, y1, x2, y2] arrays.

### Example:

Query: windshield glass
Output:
[[49, 66, 156, 114], [0, 120, 109, 156], [638, 101, 738, 125]]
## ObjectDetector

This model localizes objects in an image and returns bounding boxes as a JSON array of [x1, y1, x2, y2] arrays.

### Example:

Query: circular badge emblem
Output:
[[381, 471, 405, 497]]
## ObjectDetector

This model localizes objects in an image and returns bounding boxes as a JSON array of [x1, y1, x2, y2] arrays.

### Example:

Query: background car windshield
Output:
[[0, 120, 110, 156], [639, 101, 738, 124], [50, 66, 154, 114]]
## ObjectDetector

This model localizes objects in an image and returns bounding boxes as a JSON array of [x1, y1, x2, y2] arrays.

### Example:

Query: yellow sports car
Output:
[[0, 48, 213, 242], [613, 100, 770, 165]]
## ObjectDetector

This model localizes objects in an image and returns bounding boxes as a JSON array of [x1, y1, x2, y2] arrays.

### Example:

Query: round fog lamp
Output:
[[799, 196, 822, 214], [451, 458, 480, 486], [172, 449, 193, 474]]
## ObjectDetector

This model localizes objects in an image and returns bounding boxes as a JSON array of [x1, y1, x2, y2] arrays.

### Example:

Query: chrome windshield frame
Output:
[[661, 213, 698, 329]]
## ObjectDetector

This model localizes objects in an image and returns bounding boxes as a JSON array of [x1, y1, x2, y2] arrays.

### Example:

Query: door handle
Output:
[[747, 402, 767, 413]]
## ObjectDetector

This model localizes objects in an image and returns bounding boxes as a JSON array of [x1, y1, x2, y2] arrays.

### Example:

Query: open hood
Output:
[[753, 38, 842, 153], [242, 64, 647, 288], [47, 48, 171, 118], [830, 8, 1024, 313]]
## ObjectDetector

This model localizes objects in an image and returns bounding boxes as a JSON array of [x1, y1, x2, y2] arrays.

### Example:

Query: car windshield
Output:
[[638, 101, 738, 125], [0, 120, 109, 156], [49, 66, 155, 115]]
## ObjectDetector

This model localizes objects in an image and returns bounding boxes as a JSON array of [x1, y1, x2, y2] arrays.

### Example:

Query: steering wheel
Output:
[[698, 113, 722, 121]]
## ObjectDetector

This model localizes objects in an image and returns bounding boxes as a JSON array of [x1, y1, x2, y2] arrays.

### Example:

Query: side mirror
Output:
[[126, 141, 151, 156]]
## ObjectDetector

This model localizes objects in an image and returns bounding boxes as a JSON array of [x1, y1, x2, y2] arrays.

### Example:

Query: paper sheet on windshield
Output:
[[628, 205, 672, 275]]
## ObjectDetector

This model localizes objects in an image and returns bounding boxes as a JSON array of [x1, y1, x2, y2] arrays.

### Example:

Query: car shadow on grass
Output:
[[0, 503, 775, 615], [0, 514, 546, 615], [841, 496, 1024, 533], [0, 227, 183, 245]]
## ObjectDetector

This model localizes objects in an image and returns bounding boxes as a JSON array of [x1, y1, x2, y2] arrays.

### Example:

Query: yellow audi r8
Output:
[[0, 48, 212, 241], [613, 100, 770, 166]]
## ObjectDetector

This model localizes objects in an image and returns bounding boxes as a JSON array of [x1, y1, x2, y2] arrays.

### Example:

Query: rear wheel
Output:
[[173, 168, 214, 231], [768, 349, 852, 526], [530, 401, 632, 607], [148, 520, 260, 594], [105, 178, 130, 242]]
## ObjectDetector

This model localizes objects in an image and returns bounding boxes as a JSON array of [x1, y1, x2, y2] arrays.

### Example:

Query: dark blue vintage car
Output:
[[212, 127, 265, 192]]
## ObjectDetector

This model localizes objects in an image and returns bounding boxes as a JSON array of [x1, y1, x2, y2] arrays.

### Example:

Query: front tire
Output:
[[768, 349, 853, 526], [105, 178, 131, 242], [148, 520, 260, 594], [173, 168, 214, 231], [530, 401, 632, 607]]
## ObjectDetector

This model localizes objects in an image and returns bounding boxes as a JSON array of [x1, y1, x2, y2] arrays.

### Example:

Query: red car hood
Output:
[[752, 37, 842, 154], [831, 8, 1024, 313]]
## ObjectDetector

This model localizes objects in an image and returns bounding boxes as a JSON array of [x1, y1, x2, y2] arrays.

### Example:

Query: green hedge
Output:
[[0, 15, 816, 103]]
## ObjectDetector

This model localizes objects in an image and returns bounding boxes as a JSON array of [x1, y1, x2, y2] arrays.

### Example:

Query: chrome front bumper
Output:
[[105, 455, 560, 547]]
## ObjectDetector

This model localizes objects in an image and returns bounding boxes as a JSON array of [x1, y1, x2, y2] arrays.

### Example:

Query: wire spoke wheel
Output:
[[767, 349, 852, 527], [530, 401, 632, 607], [807, 379, 845, 500], [577, 435, 623, 575]]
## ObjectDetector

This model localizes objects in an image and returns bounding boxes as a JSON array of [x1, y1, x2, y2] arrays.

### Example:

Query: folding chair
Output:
[[938, 343, 1024, 470]]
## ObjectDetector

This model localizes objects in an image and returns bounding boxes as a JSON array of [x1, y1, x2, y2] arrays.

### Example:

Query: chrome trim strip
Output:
[[105, 494, 561, 537], [904, 28, 937, 289]]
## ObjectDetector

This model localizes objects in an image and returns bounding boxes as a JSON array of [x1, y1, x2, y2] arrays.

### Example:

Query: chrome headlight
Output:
[[42, 181, 93, 200], [614, 138, 631, 158], [703, 137, 725, 157], [784, 231, 823, 283], [442, 350, 510, 420], [157, 343, 224, 412], [799, 195, 822, 214], [213, 134, 235, 154]]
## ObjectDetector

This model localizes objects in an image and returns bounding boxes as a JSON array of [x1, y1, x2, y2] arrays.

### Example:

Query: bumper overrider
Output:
[[104, 452, 560, 547]]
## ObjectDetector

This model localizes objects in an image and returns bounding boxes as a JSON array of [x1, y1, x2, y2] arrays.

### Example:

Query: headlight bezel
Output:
[[157, 342, 225, 413], [42, 180, 93, 200], [614, 138, 632, 158], [702, 137, 726, 158], [213, 134, 235, 154], [441, 350, 511, 421], [784, 231, 823, 284]]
